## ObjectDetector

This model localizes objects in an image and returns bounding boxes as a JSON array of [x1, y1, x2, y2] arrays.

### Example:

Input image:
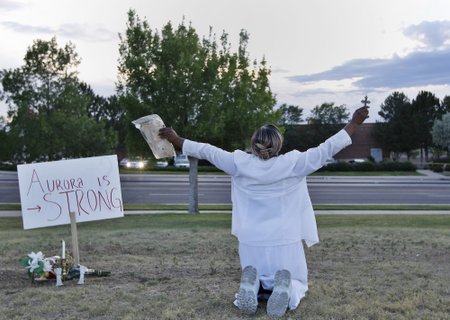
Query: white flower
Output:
[[26, 251, 45, 273], [43, 257, 56, 272]]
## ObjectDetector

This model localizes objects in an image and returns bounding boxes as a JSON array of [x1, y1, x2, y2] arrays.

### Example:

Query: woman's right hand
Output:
[[159, 127, 185, 149]]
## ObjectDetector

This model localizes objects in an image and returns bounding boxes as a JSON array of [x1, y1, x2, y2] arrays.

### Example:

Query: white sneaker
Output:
[[236, 265, 259, 314], [267, 269, 291, 318]]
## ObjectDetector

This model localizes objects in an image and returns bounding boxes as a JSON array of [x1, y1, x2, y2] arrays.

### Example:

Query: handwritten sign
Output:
[[17, 155, 124, 230]]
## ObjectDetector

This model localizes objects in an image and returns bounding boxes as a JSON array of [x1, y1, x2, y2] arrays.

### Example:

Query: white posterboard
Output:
[[17, 155, 124, 230]]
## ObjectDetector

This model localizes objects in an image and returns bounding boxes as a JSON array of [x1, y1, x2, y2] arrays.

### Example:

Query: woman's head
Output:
[[250, 124, 283, 160]]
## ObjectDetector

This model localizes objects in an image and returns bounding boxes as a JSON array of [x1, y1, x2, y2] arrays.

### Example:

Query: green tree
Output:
[[306, 102, 350, 124], [0, 116, 14, 164], [79, 83, 127, 157], [278, 104, 303, 125], [292, 102, 349, 151], [440, 95, 450, 114], [411, 91, 441, 161], [375, 92, 417, 160], [118, 10, 278, 213], [432, 113, 450, 155], [0, 37, 117, 163]]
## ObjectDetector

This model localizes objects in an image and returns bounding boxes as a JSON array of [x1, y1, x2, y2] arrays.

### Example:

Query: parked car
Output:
[[120, 158, 148, 169], [155, 160, 169, 168], [174, 155, 190, 168], [348, 158, 365, 164]]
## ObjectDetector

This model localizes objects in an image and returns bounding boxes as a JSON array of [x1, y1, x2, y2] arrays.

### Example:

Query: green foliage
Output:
[[411, 91, 441, 159], [428, 163, 444, 172], [19, 256, 31, 268], [441, 95, 450, 114], [306, 102, 350, 124], [19, 256, 44, 279], [118, 10, 278, 154], [376, 161, 417, 171], [0, 37, 118, 163], [278, 103, 303, 125], [432, 112, 450, 152], [0, 117, 14, 163], [375, 91, 450, 161], [375, 92, 417, 157], [282, 123, 343, 152], [319, 161, 416, 172]]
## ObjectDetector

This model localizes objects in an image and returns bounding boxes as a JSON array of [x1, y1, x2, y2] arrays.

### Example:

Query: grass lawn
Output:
[[1, 214, 449, 320]]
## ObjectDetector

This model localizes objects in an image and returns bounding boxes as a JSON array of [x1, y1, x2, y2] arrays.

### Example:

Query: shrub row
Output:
[[151, 165, 223, 173], [1, 160, 419, 173], [428, 163, 450, 172], [0, 162, 16, 171], [319, 161, 417, 172]]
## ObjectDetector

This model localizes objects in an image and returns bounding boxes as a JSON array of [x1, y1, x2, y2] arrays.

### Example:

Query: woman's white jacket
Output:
[[182, 129, 352, 247]]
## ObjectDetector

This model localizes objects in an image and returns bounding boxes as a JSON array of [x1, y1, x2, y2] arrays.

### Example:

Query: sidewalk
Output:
[[417, 169, 450, 179]]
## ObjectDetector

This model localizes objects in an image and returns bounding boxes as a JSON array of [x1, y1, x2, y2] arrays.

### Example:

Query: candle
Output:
[[62, 240, 65, 259]]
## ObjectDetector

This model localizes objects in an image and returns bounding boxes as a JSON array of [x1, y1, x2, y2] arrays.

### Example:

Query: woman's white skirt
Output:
[[238, 241, 309, 310]]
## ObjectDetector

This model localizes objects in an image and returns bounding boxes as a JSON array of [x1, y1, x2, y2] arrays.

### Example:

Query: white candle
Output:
[[62, 240, 65, 259]]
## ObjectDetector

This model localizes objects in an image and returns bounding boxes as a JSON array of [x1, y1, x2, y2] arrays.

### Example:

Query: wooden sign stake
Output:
[[69, 211, 80, 265]]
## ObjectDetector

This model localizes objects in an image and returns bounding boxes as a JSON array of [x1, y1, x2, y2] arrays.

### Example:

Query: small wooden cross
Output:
[[361, 96, 370, 107]]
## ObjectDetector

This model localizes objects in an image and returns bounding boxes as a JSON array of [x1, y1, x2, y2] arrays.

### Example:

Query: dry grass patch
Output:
[[0, 214, 449, 320]]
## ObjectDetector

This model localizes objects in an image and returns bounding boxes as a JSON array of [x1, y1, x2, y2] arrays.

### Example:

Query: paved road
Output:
[[120, 174, 450, 205], [2, 170, 450, 205]]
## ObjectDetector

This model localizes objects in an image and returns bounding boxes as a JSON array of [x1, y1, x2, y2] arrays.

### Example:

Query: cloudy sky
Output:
[[1, 0, 450, 122]]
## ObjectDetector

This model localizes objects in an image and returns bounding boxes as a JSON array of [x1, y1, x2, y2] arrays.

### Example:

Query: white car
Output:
[[120, 158, 148, 169], [155, 160, 169, 168], [174, 155, 190, 168], [349, 158, 365, 164]]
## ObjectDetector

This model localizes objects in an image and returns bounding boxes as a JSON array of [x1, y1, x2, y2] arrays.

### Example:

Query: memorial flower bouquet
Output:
[[20, 250, 111, 284], [19, 251, 58, 282]]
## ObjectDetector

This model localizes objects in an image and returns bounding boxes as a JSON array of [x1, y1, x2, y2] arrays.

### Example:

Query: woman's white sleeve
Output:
[[293, 129, 352, 176], [182, 139, 236, 175]]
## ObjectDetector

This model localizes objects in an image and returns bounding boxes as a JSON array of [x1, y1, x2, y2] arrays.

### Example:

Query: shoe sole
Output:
[[236, 266, 259, 314], [267, 269, 291, 318]]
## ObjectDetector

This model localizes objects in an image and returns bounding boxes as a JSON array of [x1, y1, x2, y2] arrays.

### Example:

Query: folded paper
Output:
[[132, 114, 176, 159]]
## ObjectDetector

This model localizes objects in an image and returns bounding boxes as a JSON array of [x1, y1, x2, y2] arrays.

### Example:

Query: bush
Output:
[[353, 162, 376, 171], [320, 161, 416, 172], [0, 162, 16, 171], [321, 161, 352, 172], [429, 163, 444, 172], [151, 165, 223, 173], [377, 161, 416, 172]]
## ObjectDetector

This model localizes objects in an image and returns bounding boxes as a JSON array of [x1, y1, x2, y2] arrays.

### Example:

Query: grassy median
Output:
[[1, 214, 449, 320]]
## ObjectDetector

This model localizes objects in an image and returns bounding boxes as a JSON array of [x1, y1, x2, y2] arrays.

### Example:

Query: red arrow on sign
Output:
[[27, 205, 41, 212]]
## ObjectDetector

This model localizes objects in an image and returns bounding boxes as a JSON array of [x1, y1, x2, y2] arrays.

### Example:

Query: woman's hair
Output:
[[250, 124, 283, 160]]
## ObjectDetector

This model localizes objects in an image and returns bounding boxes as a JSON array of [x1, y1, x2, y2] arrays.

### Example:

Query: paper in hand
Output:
[[132, 114, 176, 159]]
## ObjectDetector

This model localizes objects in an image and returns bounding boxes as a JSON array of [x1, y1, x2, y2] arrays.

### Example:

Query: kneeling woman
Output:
[[159, 106, 368, 317]]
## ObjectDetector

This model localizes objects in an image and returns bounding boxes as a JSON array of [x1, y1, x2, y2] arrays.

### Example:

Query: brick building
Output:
[[335, 123, 386, 161], [283, 123, 386, 161]]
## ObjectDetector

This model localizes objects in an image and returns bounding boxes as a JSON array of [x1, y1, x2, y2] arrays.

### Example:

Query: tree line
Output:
[[1, 9, 450, 167], [375, 91, 450, 161]]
